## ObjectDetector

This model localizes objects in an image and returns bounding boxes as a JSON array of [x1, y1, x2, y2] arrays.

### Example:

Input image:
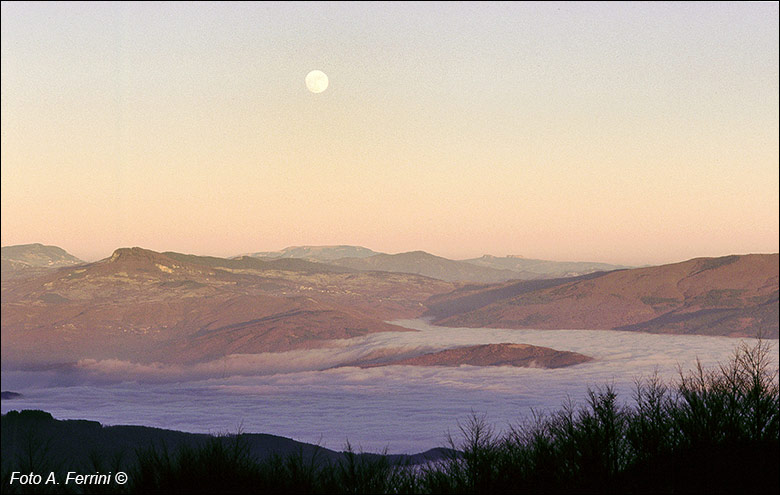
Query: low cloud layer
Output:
[[2, 320, 777, 453]]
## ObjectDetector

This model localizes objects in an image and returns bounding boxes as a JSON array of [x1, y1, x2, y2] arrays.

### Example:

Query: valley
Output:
[[1, 244, 777, 370]]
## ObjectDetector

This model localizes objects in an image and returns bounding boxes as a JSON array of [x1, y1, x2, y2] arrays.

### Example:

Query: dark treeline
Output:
[[1, 340, 778, 494]]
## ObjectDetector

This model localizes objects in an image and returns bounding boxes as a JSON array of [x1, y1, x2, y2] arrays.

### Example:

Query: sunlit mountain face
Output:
[[2, 247, 775, 369], [2, 242, 777, 455]]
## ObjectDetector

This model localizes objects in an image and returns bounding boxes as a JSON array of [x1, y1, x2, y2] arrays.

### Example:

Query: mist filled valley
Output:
[[2, 4, 779, 492], [2, 318, 777, 454], [2, 244, 778, 453]]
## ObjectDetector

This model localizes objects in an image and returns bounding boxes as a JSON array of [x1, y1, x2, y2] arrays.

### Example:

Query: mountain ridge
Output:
[[242, 245, 380, 261], [462, 254, 629, 278], [426, 253, 779, 338], [3, 245, 776, 371], [1, 243, 85, 279], [1, 410, 452, 466], [328, 251, 535, 283], [241, 245, 632, 282], [1, 246, 452, 366], [343, 343, 593, 369]]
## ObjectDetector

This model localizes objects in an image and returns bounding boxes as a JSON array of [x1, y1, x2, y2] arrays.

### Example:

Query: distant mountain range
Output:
[[241, 245, 629, 283], [425, 254, 779, 338], [1, 243, 84, 279], [0, 246, 452, 366], [1, 243, 629, 283], [242, 245, 380, 261], [1, 244, 776, 369], [463, 254, 631, 279], [327, 251, 527, 283]]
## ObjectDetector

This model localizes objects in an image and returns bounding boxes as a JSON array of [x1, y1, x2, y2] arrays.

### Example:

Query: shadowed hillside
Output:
[[0, 410, 450, 471]]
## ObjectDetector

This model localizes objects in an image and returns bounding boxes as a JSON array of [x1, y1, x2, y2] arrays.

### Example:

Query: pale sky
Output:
[[2, 2, 778, 265]]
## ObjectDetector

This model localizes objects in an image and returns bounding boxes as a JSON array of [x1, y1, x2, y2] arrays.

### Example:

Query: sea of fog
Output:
[[2, 319, 777, 454]]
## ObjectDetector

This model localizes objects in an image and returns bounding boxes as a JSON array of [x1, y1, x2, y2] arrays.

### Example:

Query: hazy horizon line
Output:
[[2, 239, 778, 268]]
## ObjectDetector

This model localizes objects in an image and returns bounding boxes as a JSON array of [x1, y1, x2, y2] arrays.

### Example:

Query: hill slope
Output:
[[244, 247, 630, 282], [1, 243, 84, 279], [329, 251, 528, 283], [426, 254, 778, 338], [243, 245, 380, 261], [348, 343, 593, 369], [463, 254, 629, 278], [1, 247, 453, 366]]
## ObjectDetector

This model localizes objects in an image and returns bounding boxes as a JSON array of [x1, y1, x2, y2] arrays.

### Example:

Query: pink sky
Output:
[[2, 3, 778, 265]]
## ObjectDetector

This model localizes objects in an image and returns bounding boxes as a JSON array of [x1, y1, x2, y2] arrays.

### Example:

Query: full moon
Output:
[[305, 70, 329, 93]]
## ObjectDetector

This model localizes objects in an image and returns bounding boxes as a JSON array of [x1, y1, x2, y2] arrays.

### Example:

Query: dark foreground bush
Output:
[[2, 340, 778, 494], [128, 437, 420, 494], [426, 338, 779, 495]]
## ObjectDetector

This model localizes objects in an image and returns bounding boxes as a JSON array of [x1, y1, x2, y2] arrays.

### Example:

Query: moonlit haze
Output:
[[1, 2, 778, 265]]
